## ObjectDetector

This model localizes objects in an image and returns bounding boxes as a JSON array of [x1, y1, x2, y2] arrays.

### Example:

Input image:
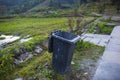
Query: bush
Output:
[[0, 51, 14, 78], [98, 23, 113, 34], [88, 22, 113, 35], [75, 40, 96, 51], [0, 36, 48, 78]]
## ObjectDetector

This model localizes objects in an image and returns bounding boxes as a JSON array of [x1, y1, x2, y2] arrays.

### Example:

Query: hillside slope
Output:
[[28, 0, 51, 12]]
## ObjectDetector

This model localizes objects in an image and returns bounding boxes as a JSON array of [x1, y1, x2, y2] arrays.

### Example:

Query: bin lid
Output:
[[52, 30, 80, 44]]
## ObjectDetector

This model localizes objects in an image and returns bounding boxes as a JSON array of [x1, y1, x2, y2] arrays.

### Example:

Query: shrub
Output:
[[98, 23, 113, 34], [0, 51, 14, 78], [75, 40, 95, 51], [88, 22, 113, 35], [0, 36, 48, 78], [0, 37, 5, 40]]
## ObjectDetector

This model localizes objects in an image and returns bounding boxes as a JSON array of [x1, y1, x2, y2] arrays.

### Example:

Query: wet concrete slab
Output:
[[102, 51, 120, 64], [93, 60, 120, 80], [81, 34, 110, 46], [106, 43, 120, 52], [110, 38, 120, 45], [83, 37, 92, 42], [90, 38, 101, 44], [93, 26, 120, 80]]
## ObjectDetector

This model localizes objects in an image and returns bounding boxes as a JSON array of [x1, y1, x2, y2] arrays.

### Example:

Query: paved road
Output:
[[93, 26, 120, 80]]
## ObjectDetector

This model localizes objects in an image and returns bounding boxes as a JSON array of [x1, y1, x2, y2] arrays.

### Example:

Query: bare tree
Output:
[[75, 18, 83, 35], [68, 17, 83, 35], [68, 18, 74, 32]]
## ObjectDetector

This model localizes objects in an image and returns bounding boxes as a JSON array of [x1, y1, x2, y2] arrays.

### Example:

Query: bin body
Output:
[[48, 30, 80, 74]]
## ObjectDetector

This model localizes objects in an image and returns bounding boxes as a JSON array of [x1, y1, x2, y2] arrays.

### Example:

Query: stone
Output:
[[34, 46, 43, 54], [105, 23, 116, 27], [98, 41, 106, 46], [14, 52, 33, 64], [102, 15, 111, 20], [28, 77, 34, 80], [111, 16, 120, 22], [91, 12, 102, 17], [14, 78, 23, 80], [90, 38, 101, 45], [42, 40, 48, 48], [71, 61, 75, 65], [83, 37, 92, 42]]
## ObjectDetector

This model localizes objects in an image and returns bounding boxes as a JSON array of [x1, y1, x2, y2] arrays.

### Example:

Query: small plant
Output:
[[98, 23, 113, 34], [0, 52, 14, 79], [75, 40, 96, 51], [88, 22, 113, 35]]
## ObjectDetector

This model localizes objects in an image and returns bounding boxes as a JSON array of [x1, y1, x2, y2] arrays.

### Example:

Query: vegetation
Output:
[[73, 40, 104, 70], [0, 18, 68, 37], [0, 16, 106, 79], [68, 17, 95, 34], [0, 0, 119, 80], [98, 23, 113, 34], [0, 36, 5, 40], [0, 0, 120, 17], [0, 17, 68, 79], [0, 0, 45, 15], [0, 36, 48, 78], [88, 22, 113, 35], [3, 40, 104, 80]]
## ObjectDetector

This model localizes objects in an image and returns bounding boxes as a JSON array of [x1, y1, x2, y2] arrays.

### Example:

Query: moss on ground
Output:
[[88, 22, 113, 35], [4, 40, 104, 80], [0, 17, 105, 80], [0, 18, 68, 37]]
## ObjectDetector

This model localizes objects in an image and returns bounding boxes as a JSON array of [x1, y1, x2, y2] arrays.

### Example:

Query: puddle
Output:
[[20, 38, 32, 43], [0, 35, 33, 50], [0, 35, 20, 50]]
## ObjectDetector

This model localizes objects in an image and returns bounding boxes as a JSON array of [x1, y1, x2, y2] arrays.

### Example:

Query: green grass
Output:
[[0, 18, 68, 37], [0, 35, 48, 79], [0, 17, 68, 79], [98, 23, 113, 34], [72, 40, 104, 71], [5, 40, 104, 80], [88, 22, 113, 35], [0, 17, 104, 80]]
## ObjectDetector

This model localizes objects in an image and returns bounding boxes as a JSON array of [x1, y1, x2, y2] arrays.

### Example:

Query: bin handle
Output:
[[48, 33, 53, 53]]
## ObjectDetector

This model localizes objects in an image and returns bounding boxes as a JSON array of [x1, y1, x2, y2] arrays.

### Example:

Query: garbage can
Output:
[[48, 30, 80, 74]]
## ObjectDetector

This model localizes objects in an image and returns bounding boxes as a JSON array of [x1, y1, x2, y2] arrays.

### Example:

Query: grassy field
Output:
[[0, 18, 68, 37], [8, 41, 103, 80], [0, 17, 104, 80]]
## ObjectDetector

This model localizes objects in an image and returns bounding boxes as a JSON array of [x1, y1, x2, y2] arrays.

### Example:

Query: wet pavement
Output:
[[93, 26, 120, 80], [20, 37, 32, 43], [0, 35, 20, 50], [81, 34, 110, 46]]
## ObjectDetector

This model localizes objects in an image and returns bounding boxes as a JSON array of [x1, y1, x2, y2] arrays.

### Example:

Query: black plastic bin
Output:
[[48, 30, 80, 74]]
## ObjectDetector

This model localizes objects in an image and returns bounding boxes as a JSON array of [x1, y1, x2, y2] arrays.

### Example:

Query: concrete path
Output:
[[93, 26, 120, 80], [81, 34, 111, 46]]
